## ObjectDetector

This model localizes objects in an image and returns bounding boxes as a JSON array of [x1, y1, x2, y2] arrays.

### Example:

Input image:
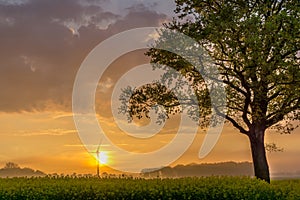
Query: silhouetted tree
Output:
[[3, 162, 20, 169], [123, 0, 299, 183]]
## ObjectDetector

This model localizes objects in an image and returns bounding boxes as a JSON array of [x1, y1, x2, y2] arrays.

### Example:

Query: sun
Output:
[[98, 151, 108, 165]]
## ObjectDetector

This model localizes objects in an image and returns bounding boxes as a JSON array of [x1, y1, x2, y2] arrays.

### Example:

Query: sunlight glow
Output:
[[98, 152, 109, 165]]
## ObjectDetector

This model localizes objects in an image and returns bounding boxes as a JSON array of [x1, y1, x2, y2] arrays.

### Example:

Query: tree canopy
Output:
[[122, 0, 300, 183]]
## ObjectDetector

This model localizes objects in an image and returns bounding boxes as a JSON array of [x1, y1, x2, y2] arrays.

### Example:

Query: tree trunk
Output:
[[248, 128, 270, 183]]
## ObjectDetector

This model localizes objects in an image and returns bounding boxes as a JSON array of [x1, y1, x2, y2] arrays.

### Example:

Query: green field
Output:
[[0, 176, 299, 200]]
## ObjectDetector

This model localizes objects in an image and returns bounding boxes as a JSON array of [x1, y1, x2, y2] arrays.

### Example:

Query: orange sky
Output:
[[0, 111, 299, 175], [0, 0, 299, 175]]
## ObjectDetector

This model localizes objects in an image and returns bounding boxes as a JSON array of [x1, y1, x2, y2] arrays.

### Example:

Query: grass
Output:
[[0, 176, 299, 199]]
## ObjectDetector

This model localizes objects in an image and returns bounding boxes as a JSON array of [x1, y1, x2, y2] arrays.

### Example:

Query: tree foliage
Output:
[[122, 0, 300, 183], [147, 0, 299, 133]]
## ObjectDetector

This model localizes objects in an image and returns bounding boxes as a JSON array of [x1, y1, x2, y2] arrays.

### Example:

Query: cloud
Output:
[[10, 128, 77, 137], [97, 77, 113, 93], [52, 4, 120, 36], [86, 0, 176, 18], [0, 0, 29, 6], [0, 16, 15, 26], [0, 0, 169, 113], [20, 55, 37, 72]]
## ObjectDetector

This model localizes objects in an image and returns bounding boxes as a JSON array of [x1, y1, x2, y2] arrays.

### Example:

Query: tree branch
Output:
[[213, 104, 249, 135]]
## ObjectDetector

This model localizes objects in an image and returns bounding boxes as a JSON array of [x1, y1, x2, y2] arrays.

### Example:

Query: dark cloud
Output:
[[0, 0, 167, 112], [0, 0, 29, 6]]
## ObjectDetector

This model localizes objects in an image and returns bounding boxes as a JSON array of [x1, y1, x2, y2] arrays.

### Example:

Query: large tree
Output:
[[122, 0, 300, 183]]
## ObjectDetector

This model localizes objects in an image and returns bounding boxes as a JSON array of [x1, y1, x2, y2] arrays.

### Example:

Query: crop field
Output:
[[0, 176, 299, 200]]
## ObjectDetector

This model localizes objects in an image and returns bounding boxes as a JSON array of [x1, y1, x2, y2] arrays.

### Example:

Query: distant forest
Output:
[[141, 162, 254, 178], [0, 162, 46, 178], [1, 161, 299, 179]]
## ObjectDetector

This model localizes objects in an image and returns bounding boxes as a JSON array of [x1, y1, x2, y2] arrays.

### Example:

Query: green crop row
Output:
[[0, 176, 299, 200]]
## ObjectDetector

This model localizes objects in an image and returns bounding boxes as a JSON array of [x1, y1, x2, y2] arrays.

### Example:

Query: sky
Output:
[[0, 0, 299, 175]]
